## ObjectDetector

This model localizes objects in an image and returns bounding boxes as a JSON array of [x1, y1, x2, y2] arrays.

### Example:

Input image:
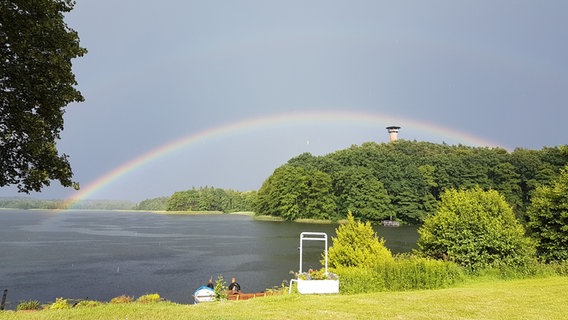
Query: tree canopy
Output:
[[526, 165, 568, 262], [255, 140, 568, 224], [333, 166, 393, 221], [1, 0, 86, 192], [255, 165, 337, 220], [167, 187, 256, 213]]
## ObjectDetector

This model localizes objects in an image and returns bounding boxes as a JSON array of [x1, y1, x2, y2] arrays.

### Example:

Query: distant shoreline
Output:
[[0, 208, 346, 224], [150, 210, 252, 215], [150, 211, 344, 224]]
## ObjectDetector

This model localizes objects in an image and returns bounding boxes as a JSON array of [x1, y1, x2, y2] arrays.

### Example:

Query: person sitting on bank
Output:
[[206, 277, 214, 289], [228, 277, 241, 294]]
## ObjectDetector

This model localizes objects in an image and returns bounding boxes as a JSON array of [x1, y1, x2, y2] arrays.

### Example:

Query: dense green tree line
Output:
[[0, 197, 62, 209], [135, 197, 170, 211], [255, 140, 568, 224], [166, 187, 256, 212], [0, 197, 135, 210]]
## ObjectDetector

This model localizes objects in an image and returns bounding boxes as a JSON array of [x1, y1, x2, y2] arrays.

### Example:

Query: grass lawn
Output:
[[2, 276, 567, 320]]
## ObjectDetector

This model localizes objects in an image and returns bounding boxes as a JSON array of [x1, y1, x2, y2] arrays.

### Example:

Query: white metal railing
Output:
[[299, 232, 328, 274], [289, 232, 330, 294]]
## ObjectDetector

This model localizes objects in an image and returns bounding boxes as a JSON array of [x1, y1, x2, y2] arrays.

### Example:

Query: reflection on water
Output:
[[0, 210, 417, 308]]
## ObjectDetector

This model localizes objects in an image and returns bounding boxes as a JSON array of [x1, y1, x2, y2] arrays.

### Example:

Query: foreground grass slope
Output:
[[2, 277, 567, 320]]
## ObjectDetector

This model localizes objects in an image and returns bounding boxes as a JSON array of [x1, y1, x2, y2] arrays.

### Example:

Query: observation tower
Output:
[[386, 126, 401, 142]]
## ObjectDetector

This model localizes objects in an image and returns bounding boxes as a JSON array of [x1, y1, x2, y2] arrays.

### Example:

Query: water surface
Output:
[[0, 210, 417, 308]]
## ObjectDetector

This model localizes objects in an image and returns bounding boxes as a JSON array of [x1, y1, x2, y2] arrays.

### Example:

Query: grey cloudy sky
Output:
[[2, 0, 567, 202]]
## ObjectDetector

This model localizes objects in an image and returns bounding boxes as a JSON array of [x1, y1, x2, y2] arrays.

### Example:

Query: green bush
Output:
[[498, 260, 568, 278], [334, 255, 464, 294], [74, 300, 103, 308], [547, 260, 568, 276], [136, 293, 161, 304], [383, 256, 464, 290], [16, 300, 41, 311], [417, 187, 536, 271], [328, 212, 393, 269], [331, 267, 384, 294], [49, 297, 70, 309], [110, 295, 132, 304], [214, 275, 228, 301]]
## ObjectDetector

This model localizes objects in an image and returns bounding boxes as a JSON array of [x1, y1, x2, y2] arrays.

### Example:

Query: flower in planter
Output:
[[294, 269, 338, 280]]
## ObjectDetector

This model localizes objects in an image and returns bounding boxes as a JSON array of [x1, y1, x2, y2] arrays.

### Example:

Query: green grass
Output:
[[1, 276, 567, 319]]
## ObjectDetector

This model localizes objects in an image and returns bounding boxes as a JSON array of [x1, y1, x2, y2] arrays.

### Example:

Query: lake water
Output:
[[0, 210, 418, 309]]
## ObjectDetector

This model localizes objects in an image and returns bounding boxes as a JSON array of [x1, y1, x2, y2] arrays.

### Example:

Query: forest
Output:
[[254, 140, 568, 224], [3, 140, 567, 227]]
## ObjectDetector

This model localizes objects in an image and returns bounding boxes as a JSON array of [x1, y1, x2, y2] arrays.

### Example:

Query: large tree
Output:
[[333, 166, 393, 222], [1, 0, 86, 192], [255, 165, 337, 220]]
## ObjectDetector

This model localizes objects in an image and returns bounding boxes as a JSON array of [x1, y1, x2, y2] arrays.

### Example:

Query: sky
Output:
[[1, 0, 567, 202]]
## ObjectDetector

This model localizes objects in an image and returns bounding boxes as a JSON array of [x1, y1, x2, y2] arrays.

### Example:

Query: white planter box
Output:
[[296, 279, 339, 294]]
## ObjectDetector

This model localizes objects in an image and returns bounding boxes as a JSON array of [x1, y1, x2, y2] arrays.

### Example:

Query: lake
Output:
[[0, 210, 418, 309]]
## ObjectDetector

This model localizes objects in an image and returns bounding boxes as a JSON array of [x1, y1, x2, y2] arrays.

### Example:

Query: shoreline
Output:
[[0, 208, 349, 224]]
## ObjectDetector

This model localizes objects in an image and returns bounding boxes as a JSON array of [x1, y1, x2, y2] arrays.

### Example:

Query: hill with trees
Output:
[[254, 140, 568, 224]]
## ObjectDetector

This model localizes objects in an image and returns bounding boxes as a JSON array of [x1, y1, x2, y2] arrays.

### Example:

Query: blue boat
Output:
[[193, 286, 215, 304]]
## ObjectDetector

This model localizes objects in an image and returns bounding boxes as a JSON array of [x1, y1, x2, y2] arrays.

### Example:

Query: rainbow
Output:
[[60, 110, 503, 208]]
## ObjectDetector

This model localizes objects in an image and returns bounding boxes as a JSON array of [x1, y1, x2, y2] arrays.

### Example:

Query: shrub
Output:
[[333, 255, 464, 294], [548, 260, 568, 276], [74, 300, 103, 308], [136, 293, 161, 304], [110, 295, 132, 304], [331, 267, 384, 294], [328, 212, 393, 269], [214, 275, 228, 301], [266, 281, 290, 294], [507, 260, 568, 278], [49, 297, 70, 309], [417, 187, 536, 271], [16, 300, 41, 311], [383, 256, 464, 290]]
